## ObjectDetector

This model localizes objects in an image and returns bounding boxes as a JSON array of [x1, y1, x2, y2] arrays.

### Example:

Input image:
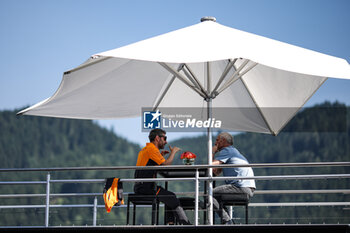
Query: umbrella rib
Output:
[[216, 60, 257, 94], [183, 64, 207, 96], [216, 59, 249, 93], [182, 67, 203, 92], [211, 59, 237, 97], [63, 56, 111, 75], [158, 62, 208, 99], [152, 64, 184, 111]]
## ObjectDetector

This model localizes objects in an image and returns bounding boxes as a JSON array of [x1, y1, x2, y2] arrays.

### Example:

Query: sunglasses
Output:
[[159, 135, 167, 141]]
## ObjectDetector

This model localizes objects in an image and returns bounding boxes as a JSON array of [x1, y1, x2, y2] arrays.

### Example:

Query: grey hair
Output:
[[219, 132, 234, 145]]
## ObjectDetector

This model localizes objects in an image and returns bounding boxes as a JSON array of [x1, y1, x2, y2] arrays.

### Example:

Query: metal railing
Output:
[[0, 162, 350, 227]]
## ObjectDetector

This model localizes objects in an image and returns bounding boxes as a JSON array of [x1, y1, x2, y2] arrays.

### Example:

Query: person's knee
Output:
[[167, 196, 180, 209], [158, 190, 180, 209]]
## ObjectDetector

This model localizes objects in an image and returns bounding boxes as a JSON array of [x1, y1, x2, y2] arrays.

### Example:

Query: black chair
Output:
[[215, 193, 250, 224], [126, 193, 159, 225]]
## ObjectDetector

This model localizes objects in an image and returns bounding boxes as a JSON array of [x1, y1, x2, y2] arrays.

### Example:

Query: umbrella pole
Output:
[[207, 98, 214, 225], [206, 61, 214, 225]]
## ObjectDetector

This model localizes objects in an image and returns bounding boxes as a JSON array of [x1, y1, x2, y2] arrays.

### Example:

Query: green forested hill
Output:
[[0, 109, 141, 169], [0, 102, 349, 225]]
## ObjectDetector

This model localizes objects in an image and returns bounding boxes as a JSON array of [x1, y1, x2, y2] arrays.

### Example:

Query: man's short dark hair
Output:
[[148, 128, 166, 142]]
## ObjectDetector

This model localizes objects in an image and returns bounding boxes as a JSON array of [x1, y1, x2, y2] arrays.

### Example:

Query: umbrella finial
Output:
[[200, 16, 216, 22]]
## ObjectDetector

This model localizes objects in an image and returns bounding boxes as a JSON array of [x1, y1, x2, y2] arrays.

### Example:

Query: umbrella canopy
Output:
[[18, 17, 350, 135]]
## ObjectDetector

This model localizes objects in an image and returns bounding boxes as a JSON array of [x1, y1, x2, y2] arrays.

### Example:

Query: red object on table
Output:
[[180, 151, 197, 160]]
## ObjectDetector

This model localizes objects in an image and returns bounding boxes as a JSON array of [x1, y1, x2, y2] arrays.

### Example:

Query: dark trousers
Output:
[[134, 183, 180, 223]]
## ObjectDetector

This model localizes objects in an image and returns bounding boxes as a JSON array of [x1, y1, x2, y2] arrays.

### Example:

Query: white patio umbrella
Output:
[[18, 17, 350, 225]]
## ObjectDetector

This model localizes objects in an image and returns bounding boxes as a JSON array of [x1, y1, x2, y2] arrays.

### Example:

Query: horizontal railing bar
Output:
[[1, 189, 348, 199], [0, 204, 165, 209], [250, 202, 350, 207], [51, 192, 102, 197], [50, 179, 105, 183], [50, 174, 350, 183], [0, 178, 195, 185], [0, 204, 97, 209], [1, 202, 349, 209], [49, 177, 196, 184], [0, 181, 46, 185], [0, 191, 197, 198], [206, 174, 350, 181], [0, 204, 114, 209], [0, 162, 349, 172], [1, 174, 349, 186], [0, 205, 45, 209], [0, 193, 103, 198], [51, 204, 175, 208], [255, 189, 350, 194], [50, 204, 94, 208], [0, 194, 45, 198]]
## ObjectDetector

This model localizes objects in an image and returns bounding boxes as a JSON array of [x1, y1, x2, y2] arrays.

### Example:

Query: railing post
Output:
[[45, 173, 50, 227], [194, 169, 199, 226], [93, 196, 97, 226]]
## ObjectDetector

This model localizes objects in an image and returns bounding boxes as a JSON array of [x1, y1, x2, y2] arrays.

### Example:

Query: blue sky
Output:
[[1, 0, 350, 146]]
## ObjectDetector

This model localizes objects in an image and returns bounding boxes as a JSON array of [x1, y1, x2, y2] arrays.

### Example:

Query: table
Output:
[[158, 168, 208, 178]]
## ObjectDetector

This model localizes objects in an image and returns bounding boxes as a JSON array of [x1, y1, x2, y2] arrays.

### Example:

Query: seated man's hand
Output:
[[161, 150, 169, 156], [212, 145, 218, 154], [213, 168, 222, 176], [169, 145, 181, 154]]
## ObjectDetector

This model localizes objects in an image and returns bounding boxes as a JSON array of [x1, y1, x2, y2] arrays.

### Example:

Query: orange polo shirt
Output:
[[135, 143, 165, 179], [136, 143, 165, 166]]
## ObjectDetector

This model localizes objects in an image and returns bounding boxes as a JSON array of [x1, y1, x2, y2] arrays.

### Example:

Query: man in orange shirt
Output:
[[134, 128, 190, 225]]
